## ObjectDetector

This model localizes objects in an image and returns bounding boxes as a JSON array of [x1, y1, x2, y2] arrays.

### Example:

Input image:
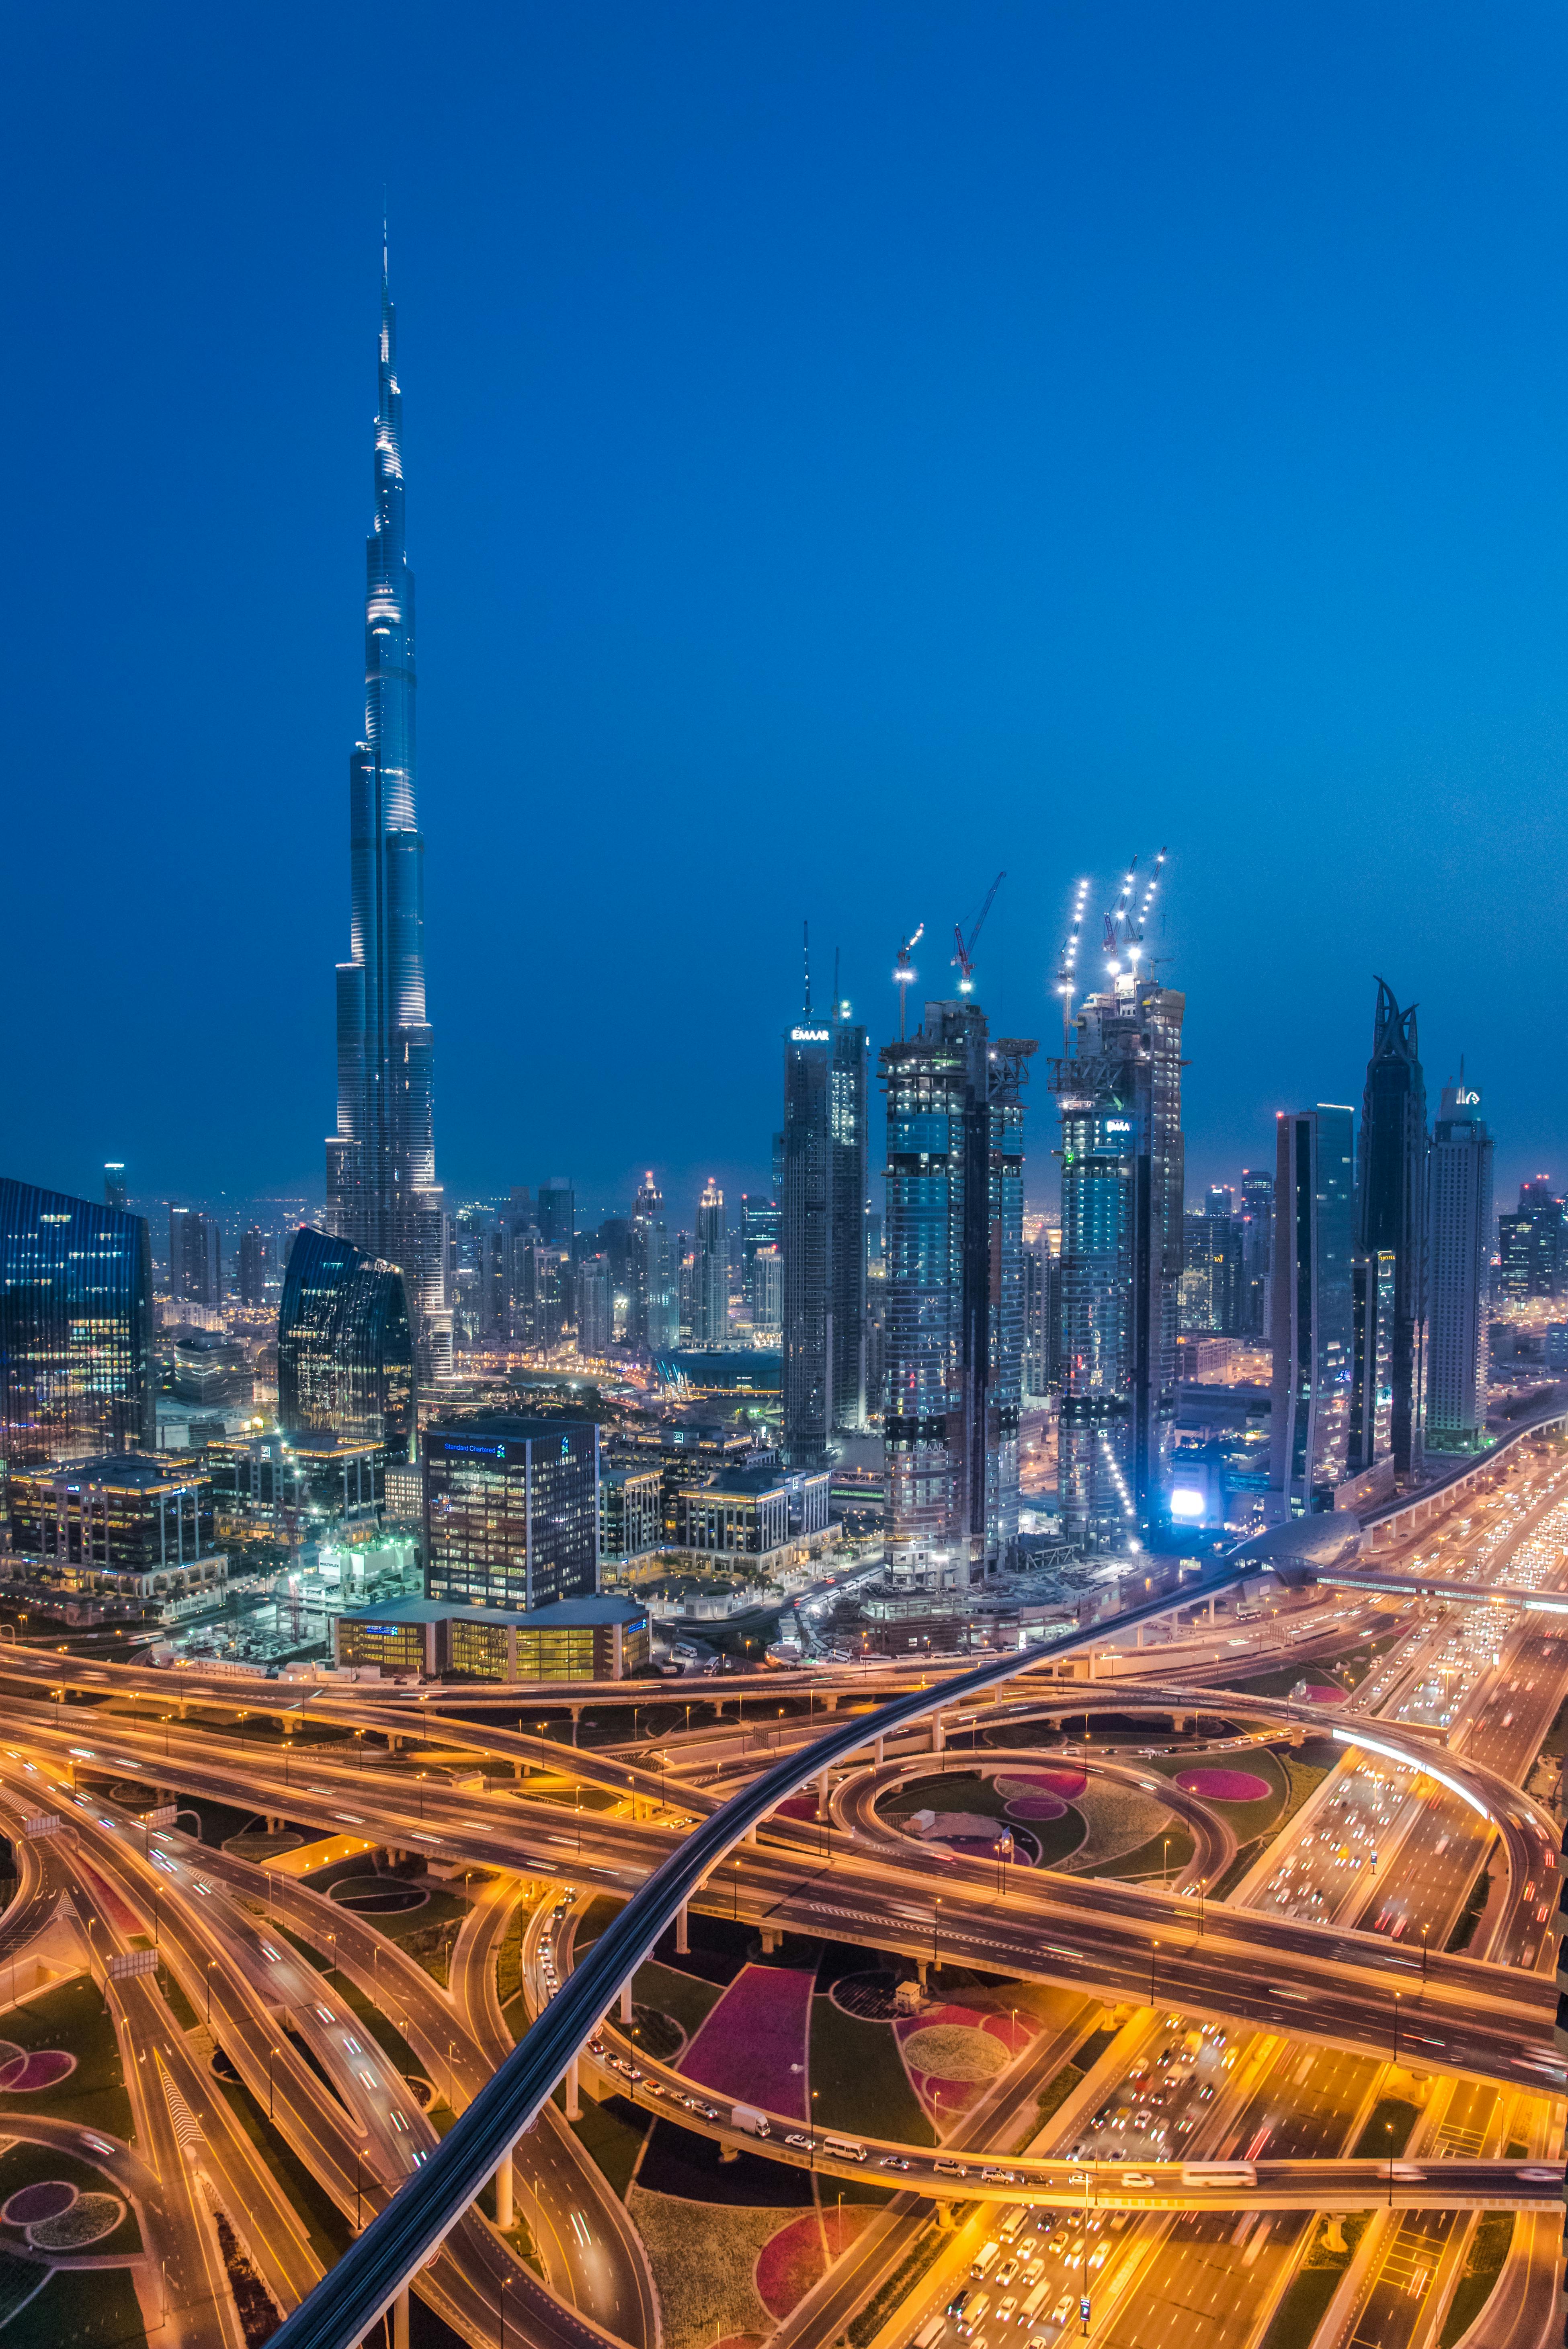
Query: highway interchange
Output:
[[0, 1437, 1562, 2349]]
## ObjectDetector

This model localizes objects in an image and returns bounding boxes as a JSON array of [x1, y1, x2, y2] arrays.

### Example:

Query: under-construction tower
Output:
[[1051, 857, 1185, 1550], [879, 991, 1035, 1584]]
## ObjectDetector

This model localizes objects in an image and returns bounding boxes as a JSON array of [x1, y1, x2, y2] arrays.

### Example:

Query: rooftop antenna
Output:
[[894, 922, 924, 1042], [952, 870, 1006, 994], [802, 920, 812, 1019], [1056, 877, 1090, 1048], [832, 946, 841, 1019]]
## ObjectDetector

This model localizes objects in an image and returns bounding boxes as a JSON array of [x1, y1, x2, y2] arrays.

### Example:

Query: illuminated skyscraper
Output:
[[1053, 962, 1185, 1550], [324, 241, 451, 1378], [0, 1177, 156, 1468], [1270, 1106, 1355, 1512], [277, 1227, 416, 1457], [1357, 980, 1428, 1475], [783, 970, 869, 1464], [879, 997, 1032, 1582], [1426, 1081, 1493, 1452], [693, 1180, 728, 1343]]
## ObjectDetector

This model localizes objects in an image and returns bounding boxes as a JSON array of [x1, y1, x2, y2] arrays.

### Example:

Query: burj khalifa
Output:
[[325, 243, 452, 1376]]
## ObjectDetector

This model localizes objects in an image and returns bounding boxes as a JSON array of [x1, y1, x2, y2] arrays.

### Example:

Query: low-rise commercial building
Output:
[[334, 1594, 649, 1681], [6, 1454, 227, 1606], [669, 1464, 832, 1567]]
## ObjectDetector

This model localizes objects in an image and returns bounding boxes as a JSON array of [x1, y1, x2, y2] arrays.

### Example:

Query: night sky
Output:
[[9, 4, 1568, 1231]]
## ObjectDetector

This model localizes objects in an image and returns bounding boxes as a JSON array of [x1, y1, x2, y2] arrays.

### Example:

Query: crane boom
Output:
[[952, 869, 1006, 989]]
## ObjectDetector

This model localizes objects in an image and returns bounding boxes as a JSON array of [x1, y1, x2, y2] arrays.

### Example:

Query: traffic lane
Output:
[[33, 1707, 1563, 2068]]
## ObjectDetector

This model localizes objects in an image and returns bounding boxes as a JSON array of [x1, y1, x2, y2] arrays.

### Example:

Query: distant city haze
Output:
[[10, 7, 1568, 1215]]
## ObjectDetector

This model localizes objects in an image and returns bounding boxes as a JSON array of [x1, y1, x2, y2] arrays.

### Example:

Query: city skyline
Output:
[[13, 9, 1568, 1211]]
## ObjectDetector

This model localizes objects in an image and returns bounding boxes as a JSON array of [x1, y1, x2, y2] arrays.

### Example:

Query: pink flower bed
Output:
[[895, 2002, 1033, 2123], [756, 2206, 875, 2317], [1300, 1683, 1348, 1704], [1174, 1768, 1271, 1803], [2, 2182, 74, 2225], [774, 1795, 818, 1821], [0, 2051, 76, 2093], [681, 1964, 814, 2118], [1004, 1793, 1068, 1820]]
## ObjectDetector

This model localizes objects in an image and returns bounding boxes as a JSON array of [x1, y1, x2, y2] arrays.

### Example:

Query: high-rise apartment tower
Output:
[[1270, 1106, 1355, 1512], [324, 243, 451, 1378]]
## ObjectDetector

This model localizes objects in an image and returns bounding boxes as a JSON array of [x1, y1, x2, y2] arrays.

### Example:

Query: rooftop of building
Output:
[[427, 1413, 595, 1445], [338, 1594, 647, 1628], [10, 1453, 207, 1494]]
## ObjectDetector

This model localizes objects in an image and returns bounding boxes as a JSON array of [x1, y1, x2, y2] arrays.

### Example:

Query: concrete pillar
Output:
[[675, 1904, 689, 1955], [816, 1771, 829, 1820], [916, 1959, 928, 1985], [494, 2150, 514, 2230], [394, 2288, 409, 2349], [570, 1709, 581, 1747], [745, 1822, 758, 1844], [931, 1715, 945, 1755], [874, 1736, 885, 1767], [761, 1928, 777, 1954], [1136, 1624, 1145, 1649], [620, 1980, 633, 2024], [565, 2058, 580, 2121], [514, 1758, 523, 1779]]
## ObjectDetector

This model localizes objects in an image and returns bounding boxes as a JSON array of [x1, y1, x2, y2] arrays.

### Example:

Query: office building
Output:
[[7, 1453, 225, 1608], [1053, 966, 1185, 1549], [238, 1226, 270, 1305], [1239, 1168, 1274, 1338], [782, 994, 869, 1463], [1270, 1106, 1355, 1512], [170, 1207, 222, 1307], [536, 1179, 574, 1250], [423, 1414, 599, 1610], [208, 1430, 388, 1551], [576, 1255, 613, 1356], [172, 1329, 251, 1408], [0, 1177, 156, 1470], [692, 1179, 728, 1343], [599, 1465, 663, 1575], [753, 1246, 783, 1331], [1497, 1181, 1565, 1305], [277, 1226, 416, 1456], [881, 996, 1032, 1582], [323, 244, 452, 1379], [1347, 1251, 1394, 1488], [740, 1193, 782, 1320], [631, 1175, 676, 1352], [104, 1165, 127, 1213], [1356, 980, 1428, 1475], [335, 1593, 648, 1681], [1426, 1082, 1494, 1452]]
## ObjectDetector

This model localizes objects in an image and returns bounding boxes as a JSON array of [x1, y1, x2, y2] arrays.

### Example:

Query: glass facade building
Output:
[[324, 245, 452, 1377], [782, 1001, 869, 1463], [8, 1453, 223, 1604], [1357, 981, 1429, 1475], [276, 1226, 415, 1456], [1052, 972, 1185, 1549], [0, 1177, 155, 1472], [1426, 1084, 1494, 1452], [879, 997, 1032, 1584], [424, 1414, 599, 1610], [1270, 1106, 1355, 1512]]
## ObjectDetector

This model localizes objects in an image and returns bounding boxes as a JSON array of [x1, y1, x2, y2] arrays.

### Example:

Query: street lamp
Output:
[[933, 1899, 941, 1974], [268, 2043, 279, 2118], [1149, 1940, 1158, 2007]]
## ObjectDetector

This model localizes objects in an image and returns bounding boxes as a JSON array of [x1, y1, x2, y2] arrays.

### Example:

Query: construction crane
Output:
[[952, 870, 1006, 993], [1102, 846, 1167, 974], [893, 922, 924, 1041], [1054, 876, 1090, 1048]]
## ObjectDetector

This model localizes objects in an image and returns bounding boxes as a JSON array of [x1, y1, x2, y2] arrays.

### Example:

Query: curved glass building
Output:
[[0, 1176, 155, 1471], [277, 1227, 415, 1457]]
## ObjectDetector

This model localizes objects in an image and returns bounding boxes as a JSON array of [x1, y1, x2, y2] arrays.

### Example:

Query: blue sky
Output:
[[7, 3, 1568, 1229]]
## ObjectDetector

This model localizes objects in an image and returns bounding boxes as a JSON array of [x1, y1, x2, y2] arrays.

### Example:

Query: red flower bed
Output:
[[1174, 1768, 1270, 1802], [681, 1963, 815, 2117], [756, 2206, 875, 2317], [0, 2050, 76, 2093]]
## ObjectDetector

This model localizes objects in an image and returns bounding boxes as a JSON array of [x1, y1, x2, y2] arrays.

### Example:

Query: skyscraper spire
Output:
[[325, 244, 451, 1379]]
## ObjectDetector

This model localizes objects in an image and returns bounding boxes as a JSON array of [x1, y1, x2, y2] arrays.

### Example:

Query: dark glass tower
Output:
[[0, 1177, 156, 1469], [326, 242, 451, 1378], [879, 998, 1031, 1582], [783, 990, 868, 1465], [1356, 980, 1428, 1475], [277, 1226, 416, 1456]]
